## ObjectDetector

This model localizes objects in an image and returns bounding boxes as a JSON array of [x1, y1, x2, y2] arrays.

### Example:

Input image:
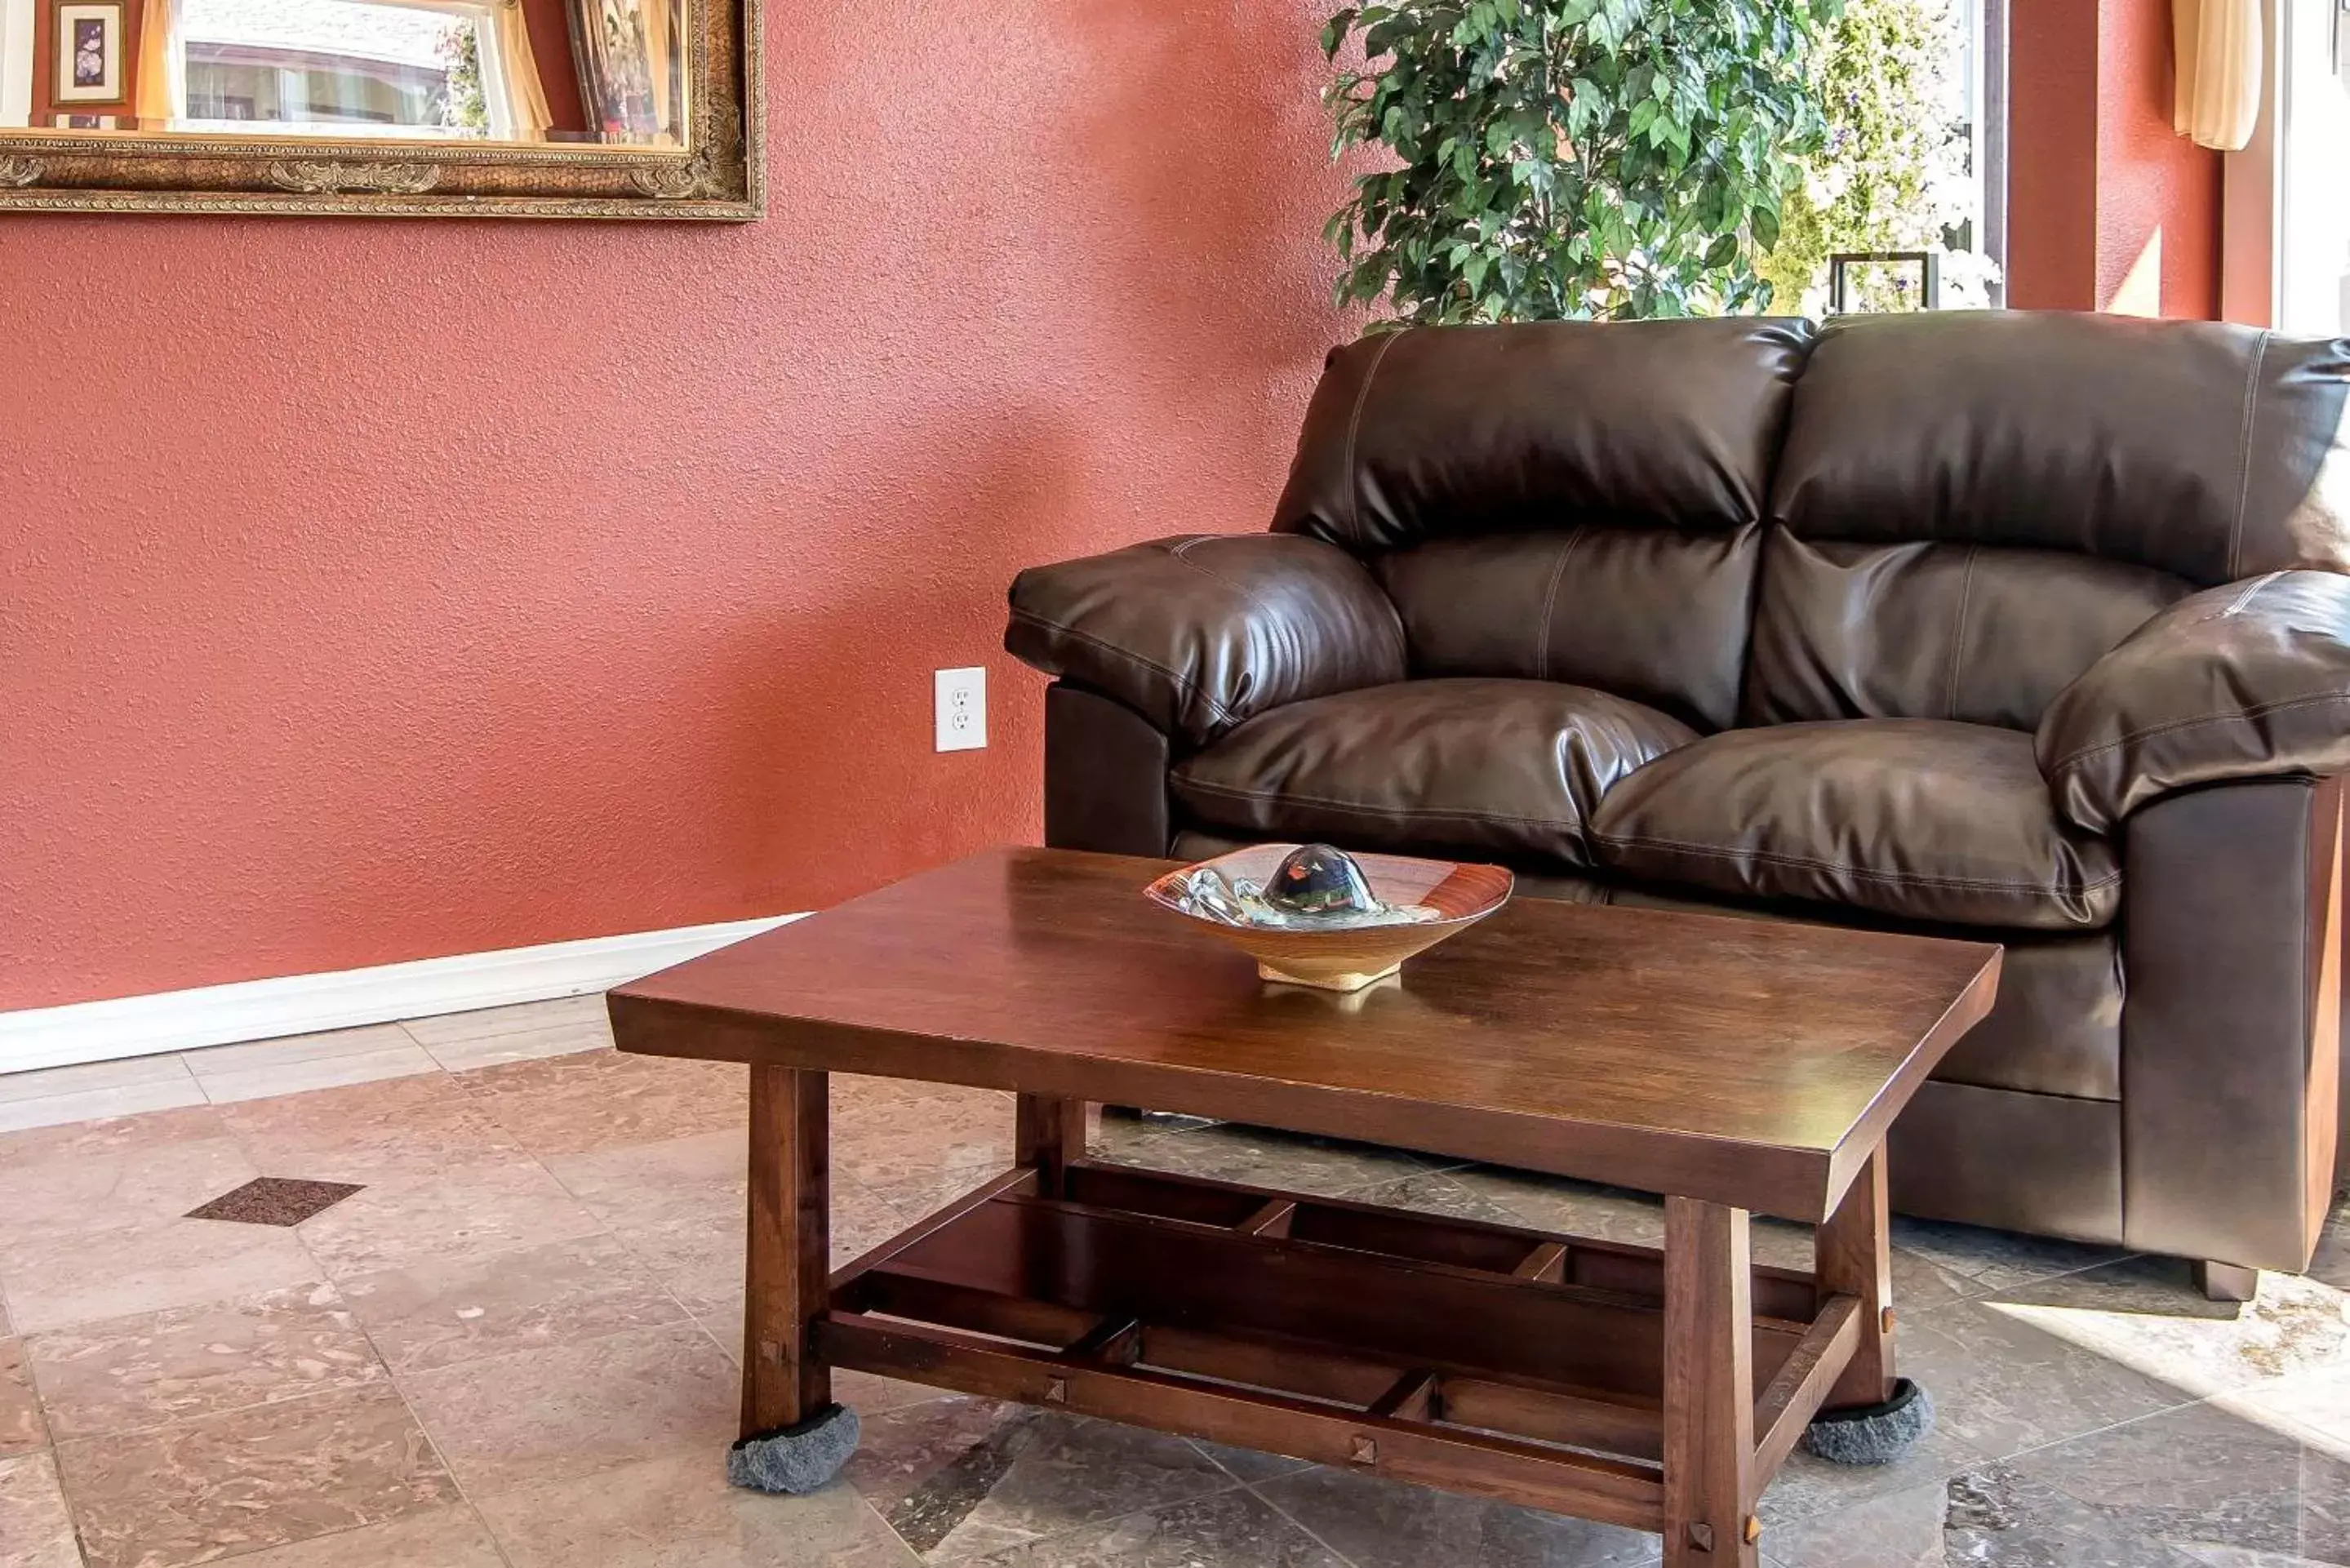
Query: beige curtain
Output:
[[131, 0, 179, 122], [2175, 0, 2263, 151], [486, 0, 552, 139], [641, 0, 677, 140], [384, 0, 552, 138]]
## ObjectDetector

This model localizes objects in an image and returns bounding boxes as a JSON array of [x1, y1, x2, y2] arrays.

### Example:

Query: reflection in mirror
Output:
[[0, 0, 688, 142]]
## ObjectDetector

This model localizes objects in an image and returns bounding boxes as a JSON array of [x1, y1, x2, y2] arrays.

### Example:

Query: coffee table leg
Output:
[[1015, 1094, 1087, 1196], [1663, 1196, 1759, 1567], [729, 1064, 859, 1493], [1798, 1147, 1934, 1465], [1816, 1148, 1895, 1409]]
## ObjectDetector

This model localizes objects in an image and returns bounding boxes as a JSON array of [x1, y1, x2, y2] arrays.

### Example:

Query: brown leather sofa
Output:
[[1003, 311, 2350, 1295]]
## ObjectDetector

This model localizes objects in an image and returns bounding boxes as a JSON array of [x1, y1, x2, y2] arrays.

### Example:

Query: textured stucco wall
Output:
[[2006, 0, 2221, 318], [0, 2, 1352, 1011]]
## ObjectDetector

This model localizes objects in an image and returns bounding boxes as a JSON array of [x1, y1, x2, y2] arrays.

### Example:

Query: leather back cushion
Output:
[[1744, 530, 2196, 729], [1273, 318, 1815, 553], [1376, 527, 1761, 732], [1770, 312, 2350, 586]]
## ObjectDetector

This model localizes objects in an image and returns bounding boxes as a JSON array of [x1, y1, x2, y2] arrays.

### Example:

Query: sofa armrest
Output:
[[2037, 571, 2350, 834], [1005, 534, 1406, 747]]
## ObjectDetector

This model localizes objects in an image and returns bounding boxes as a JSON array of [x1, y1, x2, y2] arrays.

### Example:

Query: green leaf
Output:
[[1316, 0, 1831, 322]]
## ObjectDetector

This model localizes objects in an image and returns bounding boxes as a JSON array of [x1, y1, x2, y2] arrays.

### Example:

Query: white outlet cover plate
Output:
[[935, 666, 987, 752]]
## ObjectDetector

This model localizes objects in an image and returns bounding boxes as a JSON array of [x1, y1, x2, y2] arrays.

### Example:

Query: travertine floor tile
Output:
[[477, 1455, 918, 1568], [2223, 1364, 2350, 1450], [219, 1072, 523, 1184], [539, 1126, 746, 1234], [1251, 1460, 1656, 1566], [0, 1104, 228, 1173], [291, 1155, 606, 1280], [833, 1086, 1020, 1208], [53, 1384, 458, 1568], [1976, 1255, 2350, 1401], [1887, 1213, 2133, 1298], [846, 1399, 1236, 1563], [0, 1338, 46, 1459], [1999, 1399, 2350, 1561], [1183, 1437, 1313, 1486], [0, 1135, 261, 1246], [0, 1074, 211, 1135], [23, 1281, 382, 1441], [218, 1504, 507, 1566], [397, 1321, 736, 1497], [184, 1026, 439, 1104], [1756, 1423, 1990, 1530], [1873, 1294, 2193, 1460], [405, 997, 612, 1073], [451, 1049, 743, 1156], [1753, 1477, 1949, 1567], [0, 1213, 325, 1335], [0, 1450, 79, 1568], [399, 995, 608, 1047], [610, 1169, 908, 1317], [337, 1233, 685, 1375], [962, 1487, 1349, 1567], [1099, 1121, 1445, 1201], [0, 1053, 198, 1106]]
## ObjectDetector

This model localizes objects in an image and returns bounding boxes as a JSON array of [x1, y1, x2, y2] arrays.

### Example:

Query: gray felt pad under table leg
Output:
[[727, 1403, 860, 1493], [1800, 1378, 1935, 1465]]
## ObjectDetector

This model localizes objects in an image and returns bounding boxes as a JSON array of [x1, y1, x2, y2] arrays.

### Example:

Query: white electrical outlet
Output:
[[935, 666, 987, 752]]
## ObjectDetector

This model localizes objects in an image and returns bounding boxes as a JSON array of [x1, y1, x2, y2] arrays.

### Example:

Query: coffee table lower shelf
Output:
[[798, 1144, 1884, 1564]]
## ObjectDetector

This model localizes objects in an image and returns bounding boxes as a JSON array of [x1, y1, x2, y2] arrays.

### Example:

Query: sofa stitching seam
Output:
[[2044, 689, 2350, 771], [1535, 529, 1587, 682], [1006, 606, 1236, 731], [1589, 831, 2122, 897], [1344, 332, 1406, 544], [2228, 333, 2268, 580], [2219, 570, 2281, 618], [1946, 545, 1979, 720]]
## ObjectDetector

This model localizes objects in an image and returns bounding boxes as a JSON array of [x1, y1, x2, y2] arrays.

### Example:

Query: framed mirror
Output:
[[0, 0, 759, 217]]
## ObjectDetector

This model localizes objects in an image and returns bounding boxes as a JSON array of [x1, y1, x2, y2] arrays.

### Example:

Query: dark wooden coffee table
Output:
[[609, 847, 2000, 1567]]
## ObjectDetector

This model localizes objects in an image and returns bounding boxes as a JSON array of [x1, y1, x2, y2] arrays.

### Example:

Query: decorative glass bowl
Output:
[[1144, 843, 1513, 992]]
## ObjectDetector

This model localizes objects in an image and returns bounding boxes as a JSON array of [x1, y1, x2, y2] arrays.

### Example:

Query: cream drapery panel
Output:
[[380, 0, 553, 138], [132, 0, 181, 122], [2175, 0, 2263, 151], [639, 0, 677, 142]]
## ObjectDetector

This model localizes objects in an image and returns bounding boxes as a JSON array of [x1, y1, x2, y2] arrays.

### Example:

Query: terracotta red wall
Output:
[[0, 2, 1351, 1012], [2007, 0, 2222, 317], [519, 0, 587, 135]]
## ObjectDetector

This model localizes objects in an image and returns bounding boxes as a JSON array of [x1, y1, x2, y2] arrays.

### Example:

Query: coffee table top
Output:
[[610, 847, 2001, 1220]]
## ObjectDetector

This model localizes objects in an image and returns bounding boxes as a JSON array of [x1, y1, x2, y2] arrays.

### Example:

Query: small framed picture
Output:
[[51, 0, 128, 107]]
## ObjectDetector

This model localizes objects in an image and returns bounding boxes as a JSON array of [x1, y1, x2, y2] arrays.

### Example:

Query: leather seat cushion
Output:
[[1590, 719, 2121, 931], [1171, 678, 1697, 868]]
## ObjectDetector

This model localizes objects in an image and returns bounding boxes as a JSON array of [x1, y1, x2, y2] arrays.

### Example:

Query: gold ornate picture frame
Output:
[[0, 0, 760, 220]]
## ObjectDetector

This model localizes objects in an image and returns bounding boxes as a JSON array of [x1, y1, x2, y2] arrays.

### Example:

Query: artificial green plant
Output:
[[1321, 0, 1837, 323]]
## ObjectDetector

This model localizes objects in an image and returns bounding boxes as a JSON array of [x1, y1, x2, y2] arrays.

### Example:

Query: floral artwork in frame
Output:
[[50, 0, 127, 107]]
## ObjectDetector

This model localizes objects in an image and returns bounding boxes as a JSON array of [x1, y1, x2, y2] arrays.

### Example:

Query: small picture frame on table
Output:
[[51, 0, 129, 107]]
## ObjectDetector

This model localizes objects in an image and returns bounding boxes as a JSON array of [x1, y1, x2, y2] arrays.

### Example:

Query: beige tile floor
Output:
[[0, 997, 2346, 1566]]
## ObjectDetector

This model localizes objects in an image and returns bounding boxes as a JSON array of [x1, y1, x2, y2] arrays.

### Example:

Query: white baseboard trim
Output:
[[0, 913, 805, 1077]]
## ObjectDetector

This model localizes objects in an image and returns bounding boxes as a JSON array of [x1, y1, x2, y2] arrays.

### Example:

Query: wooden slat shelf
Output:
[[821, 1158, 1863, 1525]]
